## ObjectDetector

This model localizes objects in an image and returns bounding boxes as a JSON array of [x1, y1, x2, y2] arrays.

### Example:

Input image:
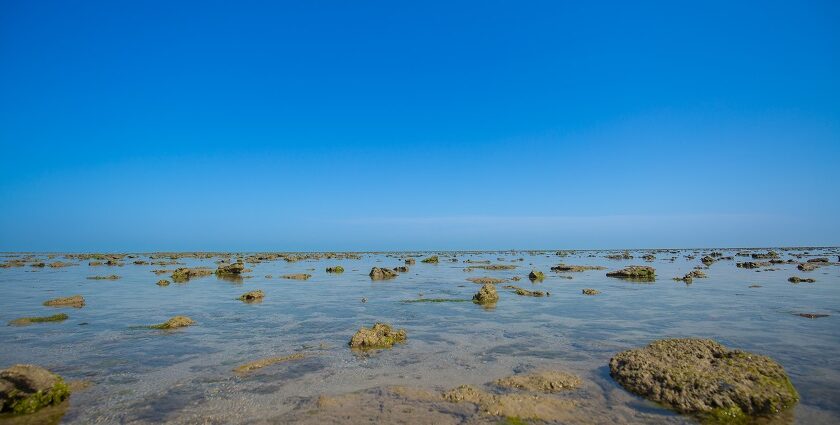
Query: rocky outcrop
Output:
[[606, 266, 656, 280], [349, 323, 406, 350], [472, 284, 499, 305], [0, 364, 71, 414], [369, 267, 397, 280], [42, 295, 85, 308]]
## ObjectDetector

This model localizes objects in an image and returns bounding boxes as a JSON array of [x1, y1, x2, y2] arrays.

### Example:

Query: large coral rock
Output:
[[472, 283, 499, 305], [609, 338, 798, 421], [0, 364, 71, 414], [349, 323, 406, 350]]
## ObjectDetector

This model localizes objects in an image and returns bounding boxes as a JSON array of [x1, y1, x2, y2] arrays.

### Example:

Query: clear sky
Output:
[[1, 0, 838, 251]]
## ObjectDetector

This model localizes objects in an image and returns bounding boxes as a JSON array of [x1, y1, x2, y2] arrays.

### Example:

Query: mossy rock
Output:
[[42, 295, 85, 308], [156, 279, 170, 286], [215, 261, 245, 276], [8, 314, 68, 326], [606, 266, 656, 281], [609, 338, 798, 421], [238, 290, 264, 302], [472, 283, 499, 305], [150, 316, 195, 330], [421, 256, 439, 263], [326, 266, 344, 273], [528, 270, 545, 281], [0, 364, 71, 415], [349, 322, 406, 350], [369, 267, 397, 280]]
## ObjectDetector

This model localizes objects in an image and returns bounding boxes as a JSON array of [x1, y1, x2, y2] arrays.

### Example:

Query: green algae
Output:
[[8, 314, 68, 326], [8, 378, 70, 415]]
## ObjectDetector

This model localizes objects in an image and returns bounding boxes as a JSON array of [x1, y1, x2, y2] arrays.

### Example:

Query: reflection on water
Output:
[[0, 249, 839, 424]]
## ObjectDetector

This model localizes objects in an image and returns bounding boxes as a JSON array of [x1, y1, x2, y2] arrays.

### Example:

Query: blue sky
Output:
[[1, 0, 838, 251]]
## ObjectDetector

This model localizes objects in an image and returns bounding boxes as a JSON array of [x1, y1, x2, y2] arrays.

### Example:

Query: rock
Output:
[[752, 251, 779, 259], [48, 261, 74, 268], [606, 266, 656, 280], [788, 276, 816, 283], [393, 266, 409, 273], [701, 255, 715, 265], [528, 270, 545, 281], [797, 263, 816, 272], [326, 266, 344, 273], [349, 323, 406, 350], [42, 295, 85, 308], [737, 262, 769, 269], [0, 364, 71, 414], [369, 267, 397, 280], [282, 274, 312, 280], [494, 371, 580, 392], [170, 267, 213, 282], [86, 275, 120, 280], [582, 288, 600, 295], [796, 313, 829, 319], [472, 283, 499, 305], [404, 258, 416, 265], [609, 338, 798, 421], [642, 254, 656, 261], [807, 257, 829, 263], [466, 277, 506, 284], [238, 290, 264, 302], [673, 269, 707, 282], [233, 353, 305, 373], [150, 316, 195, 329], [156, 279, 170, 286], [215, 261, 245, 276], [421, 256, 439, 264], [504, 285, 547, 297], [550, 264, 605, 272], [442, 384, 574, 419], [8, 314, 68, 326]]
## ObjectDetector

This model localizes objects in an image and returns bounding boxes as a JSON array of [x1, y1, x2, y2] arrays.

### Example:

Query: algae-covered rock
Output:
[[528, 270, 545, 281], [150, 316, 195, 329], [42, 295, 85, 308], [494, 371, 580, 392], [215, 261, 245, 276], [788, 276, 816, 283], [238, 290, 264, 302], [504, 285, 546, 297], [349, 322, 406, 350], [550, 264, 606, 272], [606, 266, 655, 280], [609, 338, 798, 421], [0, 364, 71, 415], [369, 267, 397, 280], [393, 266, 409, 273], [582, 288, 600, 295], [404, 258, 416, 265], [8, 314, 68, 326], [156, 279, 170, 286], [442, 384, 574, 420], [467, 277, 506, 284], [421, 256, 439, 264], [797, 263, 816, 272], [326, 266, 344, 273], [170, 267, 213, 282], [472, 283, 499, 305], [86, 275, 120, 280], [282, 273, 311, 280]]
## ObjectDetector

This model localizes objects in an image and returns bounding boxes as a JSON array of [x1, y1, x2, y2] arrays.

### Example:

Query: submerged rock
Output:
[[472, 283, 499, 305], [156, 279, 170, 286], [582, 288, 600, 295], [494, 371, 580, 392], [504, 285, 547, 297], [672, 270, 707, 283], [233, 353, 305, 373], [528, 270, 545, 281], [282, 274, 312, 280], [349, 323, 406, 350], [86, 275, 120, 280], [442, 384, 574, 420], [369, 267, 397, 280], [393, 266, 409, 273], [42, 295, 85, 308], [238, 290, 265, 302], [737, 261, 769, 269], [8, 314, 68, 326], [150, 316, 195, 329], [0, 364, 71, 415], [796, 313, 829, 319], [606, 266, 656, 280], [797, 263, 816, 272], [421, 256, 439, 264], [326, 266, 344, 273], [609, 338, 798, 421], [550, 264, 606, 272], [466, 277, 506, 284]]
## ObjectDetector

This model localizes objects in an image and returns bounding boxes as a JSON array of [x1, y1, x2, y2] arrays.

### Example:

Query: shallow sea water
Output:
[[0, 249, 838, 424]]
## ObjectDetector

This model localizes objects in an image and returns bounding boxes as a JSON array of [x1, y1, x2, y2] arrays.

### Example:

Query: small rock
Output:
[[238, 290, 265, 302], [326, 266, 345, 273], [582, 288, 600, 295], [42, 295, 85, 308], [472, 283, 499, 305], [349, 322, 406, 350], [369, 267, 397, 280], [150, 316, 195, 329], [156, 279, 170, 286]]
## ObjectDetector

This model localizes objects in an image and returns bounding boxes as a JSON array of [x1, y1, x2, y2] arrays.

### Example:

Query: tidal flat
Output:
[[1, 248, 839, 424]]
